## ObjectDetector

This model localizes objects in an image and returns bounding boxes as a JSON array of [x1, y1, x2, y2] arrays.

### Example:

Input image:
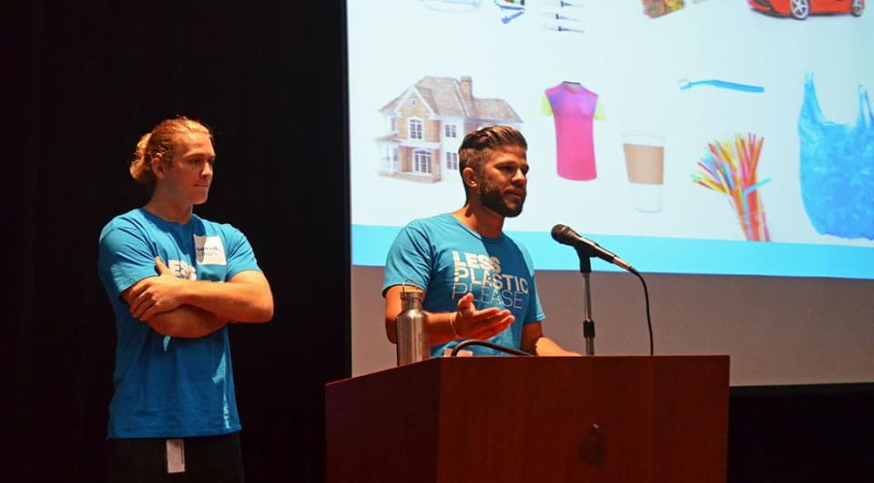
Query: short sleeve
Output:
[[98, 222, 158, 299], [220, 226, 261, 279], [383, 222, 433, 295]]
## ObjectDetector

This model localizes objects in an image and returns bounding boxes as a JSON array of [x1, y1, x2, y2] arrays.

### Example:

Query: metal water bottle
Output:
[[396, 283, 430, 366]]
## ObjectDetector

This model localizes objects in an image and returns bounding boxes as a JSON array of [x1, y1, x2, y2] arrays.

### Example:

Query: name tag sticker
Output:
[[195, 235, 227, 265]]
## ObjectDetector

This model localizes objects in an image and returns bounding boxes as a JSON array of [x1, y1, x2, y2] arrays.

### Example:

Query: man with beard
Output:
[[382, 125, 578, 357]]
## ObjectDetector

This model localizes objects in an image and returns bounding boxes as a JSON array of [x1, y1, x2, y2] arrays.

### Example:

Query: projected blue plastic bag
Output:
[[799, 73, 874, 240]]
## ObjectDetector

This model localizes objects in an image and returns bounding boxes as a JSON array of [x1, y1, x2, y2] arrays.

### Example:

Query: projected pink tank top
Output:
[[543, 82, 603, 181]]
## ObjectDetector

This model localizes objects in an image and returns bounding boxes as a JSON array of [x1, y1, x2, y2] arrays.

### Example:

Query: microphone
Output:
[[551, 224, 638, 274]]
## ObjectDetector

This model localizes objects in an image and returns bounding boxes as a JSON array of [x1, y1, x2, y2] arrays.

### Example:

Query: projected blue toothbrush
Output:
[[678, 79, 765, 93]]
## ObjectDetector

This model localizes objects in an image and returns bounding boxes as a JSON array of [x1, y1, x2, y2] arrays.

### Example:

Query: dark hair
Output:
[[129, 116, 213, 190], [457, 125, 527, 177]]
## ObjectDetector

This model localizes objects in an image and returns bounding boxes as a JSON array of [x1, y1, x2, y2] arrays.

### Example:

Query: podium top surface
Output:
[[326, 354, 730, 387]]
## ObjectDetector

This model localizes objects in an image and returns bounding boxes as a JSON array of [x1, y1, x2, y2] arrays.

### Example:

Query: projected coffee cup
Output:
[[622, 132, 665, 213]]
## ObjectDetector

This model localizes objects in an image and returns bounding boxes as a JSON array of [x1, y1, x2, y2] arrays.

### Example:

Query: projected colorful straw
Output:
[[691, 133, 772, 241]]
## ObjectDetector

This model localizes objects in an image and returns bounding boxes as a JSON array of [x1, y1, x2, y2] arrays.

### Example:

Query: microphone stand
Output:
[[576, 247, 596, 356]]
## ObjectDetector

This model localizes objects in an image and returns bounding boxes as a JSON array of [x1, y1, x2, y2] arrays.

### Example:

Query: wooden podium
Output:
[[325, 355, 729, 483]]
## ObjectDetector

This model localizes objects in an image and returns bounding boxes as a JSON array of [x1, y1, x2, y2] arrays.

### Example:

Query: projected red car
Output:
[[748, 0, 864, 19]]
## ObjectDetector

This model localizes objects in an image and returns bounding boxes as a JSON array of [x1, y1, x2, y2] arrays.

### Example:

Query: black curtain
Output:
[[5, 2, 349, 482], [8, 3, 874, 483]]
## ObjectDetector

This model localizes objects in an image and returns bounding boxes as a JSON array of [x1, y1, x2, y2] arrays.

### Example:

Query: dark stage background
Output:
[[4, 2, 871, 483], [6, 2, 348, 482]]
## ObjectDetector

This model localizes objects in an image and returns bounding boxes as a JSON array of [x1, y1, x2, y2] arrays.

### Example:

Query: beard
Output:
[[478, 177, 525, 217]]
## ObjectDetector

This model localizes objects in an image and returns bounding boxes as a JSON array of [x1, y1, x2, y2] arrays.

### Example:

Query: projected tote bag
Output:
[[798, 72, 874, 240]]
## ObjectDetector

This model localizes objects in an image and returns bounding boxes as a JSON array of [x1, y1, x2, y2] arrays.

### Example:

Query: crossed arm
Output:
[[123, 257, 274, 338]]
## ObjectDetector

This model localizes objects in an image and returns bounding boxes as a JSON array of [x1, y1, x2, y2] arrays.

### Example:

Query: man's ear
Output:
[[151, 156, 168, 179], [462, 167, 477, 187]]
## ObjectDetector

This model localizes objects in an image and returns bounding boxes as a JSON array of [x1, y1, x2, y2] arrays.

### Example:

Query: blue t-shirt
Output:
[[98, 208, 261, 439], [383, 213, 545, 356]]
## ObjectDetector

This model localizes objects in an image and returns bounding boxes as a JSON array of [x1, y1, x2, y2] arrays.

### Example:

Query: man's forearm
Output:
[[178, 273, 273, 323], [528, 336, 581, 356], [145, 305, 229, 338]]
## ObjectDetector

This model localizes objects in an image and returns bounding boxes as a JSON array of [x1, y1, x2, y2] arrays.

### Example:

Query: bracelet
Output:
[[448, 312, 461, 337]]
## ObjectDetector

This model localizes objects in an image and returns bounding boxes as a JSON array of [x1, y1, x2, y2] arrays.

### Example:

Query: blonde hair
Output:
[[129, 116, 213, 190]]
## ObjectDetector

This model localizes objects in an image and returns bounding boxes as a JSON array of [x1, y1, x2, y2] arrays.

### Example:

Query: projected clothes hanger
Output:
[[678, 78, 765, 93]]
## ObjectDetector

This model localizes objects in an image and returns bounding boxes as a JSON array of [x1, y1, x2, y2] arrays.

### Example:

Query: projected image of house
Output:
[[376, 76, 522, 183]]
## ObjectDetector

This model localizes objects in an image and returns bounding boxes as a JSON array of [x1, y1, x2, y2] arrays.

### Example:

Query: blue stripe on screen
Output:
[[352, 224, 874, 280]]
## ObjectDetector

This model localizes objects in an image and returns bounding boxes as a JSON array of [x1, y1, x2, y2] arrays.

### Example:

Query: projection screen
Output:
[[346, 0, 874, 385]]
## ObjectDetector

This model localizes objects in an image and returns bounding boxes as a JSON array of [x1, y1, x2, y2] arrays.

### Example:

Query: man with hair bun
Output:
[[98, 116, 273, 482]]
